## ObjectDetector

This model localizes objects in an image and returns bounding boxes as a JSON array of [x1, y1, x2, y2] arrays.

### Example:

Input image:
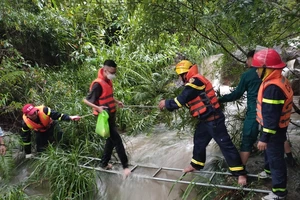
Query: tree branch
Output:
[[215, 23, 247, 56], [280, 31, 300, 41], [274, 18, 300, 41], [192, 25, 220, 45], [193, 26, 245, 63]]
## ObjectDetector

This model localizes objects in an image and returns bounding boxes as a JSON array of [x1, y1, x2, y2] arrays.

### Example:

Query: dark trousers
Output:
[[100, 115, 128, 169], [192, 113, 246, 176], [264, 137, 287, 197], [35, 121, 63, 152]]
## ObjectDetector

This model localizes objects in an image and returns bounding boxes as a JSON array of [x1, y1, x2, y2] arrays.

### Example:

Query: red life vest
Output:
[[22, 106, 53, 132], [89, 68, 116, 115], [186, 72, 220, 117], [256, 70, 293, 128]]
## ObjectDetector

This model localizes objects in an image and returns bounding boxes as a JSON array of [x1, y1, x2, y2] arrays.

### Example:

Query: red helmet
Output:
[[251, 48, 286, 69]]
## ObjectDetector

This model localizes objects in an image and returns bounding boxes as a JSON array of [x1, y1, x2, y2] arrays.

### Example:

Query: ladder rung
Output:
[[55, 152, 270, 194], [209, 172, 216, 182], [152, 167, 162, 177], [130, 165, 138, 172], [82, 159, 94, 166]]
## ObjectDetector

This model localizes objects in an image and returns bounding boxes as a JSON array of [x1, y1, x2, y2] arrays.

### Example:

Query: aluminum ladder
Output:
[[78, 155, 271, 194]]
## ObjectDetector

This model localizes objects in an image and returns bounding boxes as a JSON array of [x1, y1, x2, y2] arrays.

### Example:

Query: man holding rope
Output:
[[20, 104, 81, 157], [159, 60, 247, 186]]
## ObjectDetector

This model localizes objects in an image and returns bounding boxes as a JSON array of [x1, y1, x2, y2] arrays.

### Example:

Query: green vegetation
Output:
[[0, 0, 299, 199]]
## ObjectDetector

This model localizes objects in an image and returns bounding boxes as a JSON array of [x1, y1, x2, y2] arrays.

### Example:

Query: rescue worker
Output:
[[219, 50, 261, 166], [253, 48, 293, 200], [219, 50, 296, 169], [158, 60, 247, 185], [21, 104, 80, 157], [0, 127, 6, 155], [83, 59, 131, 178]]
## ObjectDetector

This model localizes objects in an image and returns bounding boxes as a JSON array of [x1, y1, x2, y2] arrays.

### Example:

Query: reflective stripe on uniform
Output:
[[185, 83, 205, 90], [262, 127, 276, 134], [191, 159, 205, 166], [262, 98, 285, 105], [47, 107, 51, 115], [272, 188, 286, 192], [256, 71, 293, 128], [22, 128, 30, 132], [229, 166, 244, 171], [174, 97, 182, 107]]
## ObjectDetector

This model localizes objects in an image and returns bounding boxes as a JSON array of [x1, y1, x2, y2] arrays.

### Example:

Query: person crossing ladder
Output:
[[83, 59, 131, 178], [158, 60, 247, 186]]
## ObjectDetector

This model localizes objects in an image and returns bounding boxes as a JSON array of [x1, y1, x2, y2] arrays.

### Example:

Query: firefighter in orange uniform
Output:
[[159, 60, 247, 185], [252, 48, 293, 200], [21, 104, 80, 157]]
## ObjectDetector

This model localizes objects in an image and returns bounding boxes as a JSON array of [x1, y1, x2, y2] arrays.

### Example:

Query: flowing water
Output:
[[7, 96, 300, 199], [96, 125, 223, 200], [5, 52, 300, 199], [93, 95, 300, 200], [8, 124, 224, 200]]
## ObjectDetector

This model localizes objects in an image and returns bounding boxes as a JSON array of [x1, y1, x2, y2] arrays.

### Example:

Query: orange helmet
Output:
[[175, 60, 193, 75], [251, 48, 286, 69]]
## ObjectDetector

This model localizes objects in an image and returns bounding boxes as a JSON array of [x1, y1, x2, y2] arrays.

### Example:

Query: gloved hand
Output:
[[25, 154, 34, 159]]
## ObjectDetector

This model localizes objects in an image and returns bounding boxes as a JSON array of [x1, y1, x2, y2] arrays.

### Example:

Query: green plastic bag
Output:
[[95, 110, 110, 139]]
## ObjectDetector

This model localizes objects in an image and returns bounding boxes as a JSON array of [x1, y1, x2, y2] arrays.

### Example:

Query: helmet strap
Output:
[[180, 73, 187, 83], [261, 66, 266, 79]]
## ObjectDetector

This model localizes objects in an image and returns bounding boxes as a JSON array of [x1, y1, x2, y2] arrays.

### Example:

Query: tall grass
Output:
[[28, 147, 97, 200]]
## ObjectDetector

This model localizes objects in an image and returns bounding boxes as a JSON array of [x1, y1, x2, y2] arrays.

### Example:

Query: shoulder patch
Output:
[[189, 78, 195, 83]]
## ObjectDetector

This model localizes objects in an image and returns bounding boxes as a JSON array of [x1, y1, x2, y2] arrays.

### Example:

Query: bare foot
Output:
[[123, 168, 131, 179], [103, 163, 113, 170], [183, 165, 196, 173], [238, 175, 247, 186]]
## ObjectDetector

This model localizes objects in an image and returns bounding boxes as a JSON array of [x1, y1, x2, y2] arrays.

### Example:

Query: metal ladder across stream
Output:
[[77, 155, 271, 194]]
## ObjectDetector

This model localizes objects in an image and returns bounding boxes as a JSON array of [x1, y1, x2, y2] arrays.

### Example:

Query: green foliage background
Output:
[[0, 0, 299, 199]]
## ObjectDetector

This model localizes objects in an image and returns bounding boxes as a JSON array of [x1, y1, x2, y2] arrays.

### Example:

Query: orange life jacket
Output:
[[22, 106, 53, 132], [256, 70, 293, 128], [89, 68, 116, 115], [186, 74, 220, 117]]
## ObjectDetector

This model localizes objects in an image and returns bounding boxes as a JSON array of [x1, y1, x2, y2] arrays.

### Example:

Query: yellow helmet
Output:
[[175, 60, 193, 75]]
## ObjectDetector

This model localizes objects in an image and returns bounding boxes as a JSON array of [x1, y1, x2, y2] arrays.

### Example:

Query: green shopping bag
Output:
[[95, 110, 110, 139]]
